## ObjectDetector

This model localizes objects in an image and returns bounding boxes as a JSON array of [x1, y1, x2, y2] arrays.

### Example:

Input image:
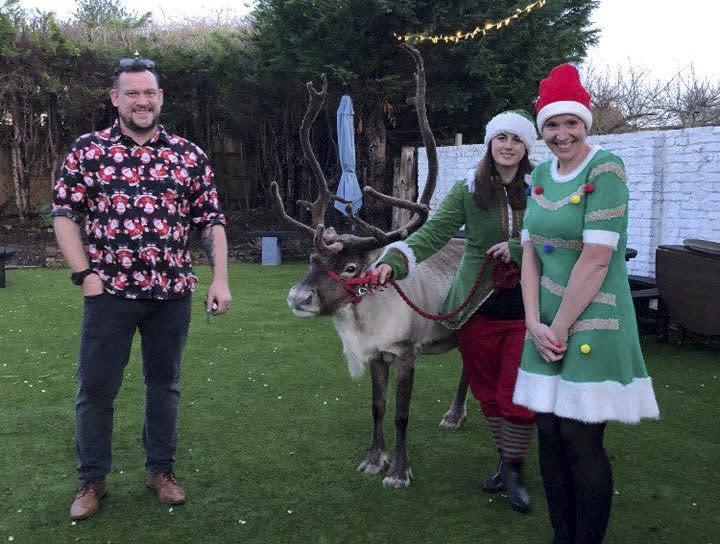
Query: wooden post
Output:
[[392, 146, 416, 229], [454, 133, 463, 146]]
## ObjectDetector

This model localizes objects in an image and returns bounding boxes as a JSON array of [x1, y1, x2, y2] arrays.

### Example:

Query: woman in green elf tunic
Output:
[[372, 110, 537, 513], [513, 64, 659, 544]]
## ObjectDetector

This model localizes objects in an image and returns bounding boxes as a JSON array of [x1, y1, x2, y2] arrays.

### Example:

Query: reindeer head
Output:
[[287, 228, 385, 316], [278, 44, 438, 316]]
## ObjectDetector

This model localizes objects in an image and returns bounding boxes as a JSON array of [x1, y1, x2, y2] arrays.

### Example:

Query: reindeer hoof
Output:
[[439, 410, 467, 430], [382, 468, 413, 489], [357, 451, 389, 474]]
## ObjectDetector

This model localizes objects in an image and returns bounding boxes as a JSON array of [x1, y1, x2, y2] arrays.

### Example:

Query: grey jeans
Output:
[[75, 293, 191, 483]]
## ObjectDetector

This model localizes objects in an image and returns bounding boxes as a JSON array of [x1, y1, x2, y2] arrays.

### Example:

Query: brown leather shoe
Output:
[[70, 481, 107, 520], [146, 472, 186, 505]]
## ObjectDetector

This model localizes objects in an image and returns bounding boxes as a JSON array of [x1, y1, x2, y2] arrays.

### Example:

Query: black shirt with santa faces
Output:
[[52, 120, 225, 300]]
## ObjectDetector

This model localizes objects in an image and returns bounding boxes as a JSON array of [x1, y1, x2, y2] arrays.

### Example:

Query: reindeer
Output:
[[272, 45, 469, 489]]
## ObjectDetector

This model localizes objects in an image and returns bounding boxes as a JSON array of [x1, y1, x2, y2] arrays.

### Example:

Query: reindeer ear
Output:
[[322, 227, 343, 253], [326, 242, 344, 253]]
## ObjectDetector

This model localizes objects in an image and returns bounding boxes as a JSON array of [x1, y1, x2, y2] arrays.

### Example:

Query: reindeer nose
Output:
[[299, 292, 313, 307], [288, 286, 314, 311]]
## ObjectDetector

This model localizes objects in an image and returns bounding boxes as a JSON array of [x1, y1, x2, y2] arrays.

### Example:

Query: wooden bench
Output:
[[631, 287, 660, 301], [625, 272, 662, 338], [623, 247, 661, 329], [0, 246, 15, 288], [249, 230, 303, 265], [628, 273, 659, 309]]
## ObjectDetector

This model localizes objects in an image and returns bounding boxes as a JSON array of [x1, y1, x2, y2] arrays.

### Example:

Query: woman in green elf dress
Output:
[[372, 110, 537, 513], [512, 63, 659, 544]]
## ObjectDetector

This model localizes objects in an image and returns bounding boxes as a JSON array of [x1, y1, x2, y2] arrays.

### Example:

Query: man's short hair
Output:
[[111, 58, 160, 88]]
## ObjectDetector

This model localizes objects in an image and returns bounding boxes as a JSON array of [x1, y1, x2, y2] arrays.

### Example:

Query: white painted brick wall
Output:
[[418, 126, 720, 278]]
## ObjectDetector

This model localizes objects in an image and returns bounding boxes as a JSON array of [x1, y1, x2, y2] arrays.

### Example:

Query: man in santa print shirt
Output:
[[52, 57, 232, 520]]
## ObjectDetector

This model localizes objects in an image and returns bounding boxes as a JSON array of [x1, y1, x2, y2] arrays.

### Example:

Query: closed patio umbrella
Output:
[[334, 94, 362, 216]]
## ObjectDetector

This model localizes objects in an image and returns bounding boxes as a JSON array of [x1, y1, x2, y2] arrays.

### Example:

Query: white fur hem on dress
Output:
[[513, 369, 660, 424], [374, 240, 418, 277]]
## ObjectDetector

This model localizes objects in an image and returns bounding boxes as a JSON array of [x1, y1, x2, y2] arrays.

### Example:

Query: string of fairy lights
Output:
[[392, 0, 547, 44]]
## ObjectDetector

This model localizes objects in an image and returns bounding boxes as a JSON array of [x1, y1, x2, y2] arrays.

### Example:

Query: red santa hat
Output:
[[535, 63, 592, 132]]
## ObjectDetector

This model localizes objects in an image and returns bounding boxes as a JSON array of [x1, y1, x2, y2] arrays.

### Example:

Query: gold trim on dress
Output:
[[540, 276, 616, 306], [569, 318, 619, 335], [530, 234, 584, 251], [585, 204, 626, 223], [589, 162, 627, 183], [532, 186, 586, 211]]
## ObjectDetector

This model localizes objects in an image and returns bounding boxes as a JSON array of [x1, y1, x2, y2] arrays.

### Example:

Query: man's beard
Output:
[[119, 110, 159, 135]]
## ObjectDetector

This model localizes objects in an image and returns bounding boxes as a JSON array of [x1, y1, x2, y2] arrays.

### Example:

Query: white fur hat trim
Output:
[[484, 111, 537, 152]]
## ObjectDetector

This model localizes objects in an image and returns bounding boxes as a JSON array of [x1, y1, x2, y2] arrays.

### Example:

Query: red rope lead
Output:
[[327, 254, 497, 322], [386, 255, 493, 321]]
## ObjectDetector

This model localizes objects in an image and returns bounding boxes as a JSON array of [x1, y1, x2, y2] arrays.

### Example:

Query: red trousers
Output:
[[458, 313, 534, 424]]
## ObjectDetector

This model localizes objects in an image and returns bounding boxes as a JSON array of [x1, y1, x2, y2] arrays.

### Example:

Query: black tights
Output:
[[535, 413, 613, 544]]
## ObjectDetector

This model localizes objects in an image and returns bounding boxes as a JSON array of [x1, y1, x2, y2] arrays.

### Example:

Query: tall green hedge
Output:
[[0, 0, 598, 227]]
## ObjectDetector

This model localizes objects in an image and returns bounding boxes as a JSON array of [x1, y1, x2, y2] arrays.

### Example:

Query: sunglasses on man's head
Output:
[[115, 58, 156, 70]]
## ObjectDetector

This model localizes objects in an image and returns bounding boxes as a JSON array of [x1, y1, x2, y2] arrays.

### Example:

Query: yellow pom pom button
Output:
[[570, 194, 581, 204], [580, 344, 591, 354]]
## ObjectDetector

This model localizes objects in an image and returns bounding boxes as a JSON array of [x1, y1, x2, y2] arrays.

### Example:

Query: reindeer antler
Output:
[[270, 74, 347, 252], [269, 180, 315, 237], [297, 74, 332, 228], [273, 45, 438, 254], [345, 42, 438, 247]]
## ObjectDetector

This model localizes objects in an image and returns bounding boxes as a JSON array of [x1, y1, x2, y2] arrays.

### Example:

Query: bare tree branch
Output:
[[585, 61, 719, 132]]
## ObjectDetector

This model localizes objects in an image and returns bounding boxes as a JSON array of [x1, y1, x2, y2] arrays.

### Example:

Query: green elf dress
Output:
[[377, 171, 524, 330], [513, 146, 659, 423]]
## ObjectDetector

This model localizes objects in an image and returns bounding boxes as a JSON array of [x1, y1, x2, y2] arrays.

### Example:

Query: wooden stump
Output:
[[392, 146, 416, 230]]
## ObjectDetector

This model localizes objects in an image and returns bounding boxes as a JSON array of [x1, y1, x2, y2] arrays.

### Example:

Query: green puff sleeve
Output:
[[378, 180, 467, 280]]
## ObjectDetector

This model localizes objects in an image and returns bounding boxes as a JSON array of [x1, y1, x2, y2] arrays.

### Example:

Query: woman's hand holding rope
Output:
[[486, 241, 511, 262], [371, 263, 394, 285]]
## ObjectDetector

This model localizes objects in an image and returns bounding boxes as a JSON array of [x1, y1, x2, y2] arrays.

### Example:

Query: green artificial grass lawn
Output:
[[0, 265, 718, 544]]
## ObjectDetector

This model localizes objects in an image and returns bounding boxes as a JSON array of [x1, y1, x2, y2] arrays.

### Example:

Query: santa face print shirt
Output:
[[52, 121, 226, 300]]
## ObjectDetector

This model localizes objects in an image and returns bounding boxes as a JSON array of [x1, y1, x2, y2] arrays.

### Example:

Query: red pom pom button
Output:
[[533, 186, 543, 195], [584, 183, 594, 193]]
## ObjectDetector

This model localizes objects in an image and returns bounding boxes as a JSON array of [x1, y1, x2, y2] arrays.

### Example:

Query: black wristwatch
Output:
[[71, 268, 97, 286]]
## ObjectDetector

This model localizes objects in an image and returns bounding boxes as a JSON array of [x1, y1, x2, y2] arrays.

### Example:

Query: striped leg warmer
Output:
[[502, 419, 535, 461]]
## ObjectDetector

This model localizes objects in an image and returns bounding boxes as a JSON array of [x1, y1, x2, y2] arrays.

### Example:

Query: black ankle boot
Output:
[[483, 453, 507, 493], [504, 459, 531, 513]]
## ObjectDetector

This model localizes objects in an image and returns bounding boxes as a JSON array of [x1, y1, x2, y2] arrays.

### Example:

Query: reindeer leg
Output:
[[383, 351, 414, 489], [357, 355, 390, 475], [439, 366, 468, 429]]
